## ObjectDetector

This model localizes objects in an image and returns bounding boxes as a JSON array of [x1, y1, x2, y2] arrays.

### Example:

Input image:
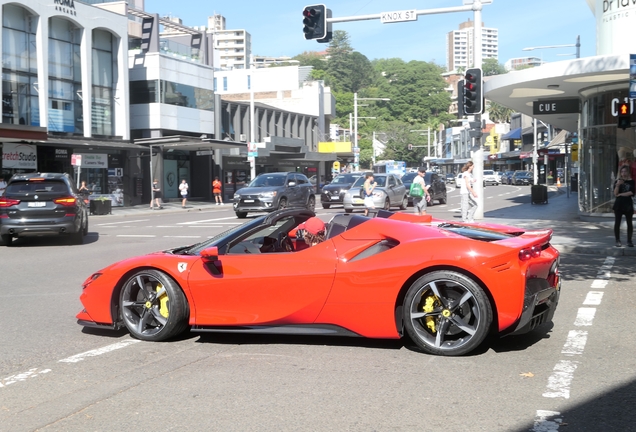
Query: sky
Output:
[[146, 0, 597, 66]]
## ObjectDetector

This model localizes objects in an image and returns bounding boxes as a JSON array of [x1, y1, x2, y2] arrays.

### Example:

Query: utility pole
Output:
[[471, 0, 485, 219]]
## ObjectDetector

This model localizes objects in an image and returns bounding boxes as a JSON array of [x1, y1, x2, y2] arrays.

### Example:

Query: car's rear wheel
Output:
[[322, 203, 331, 209], [438, 196, 447, 205], [1, 234, 13, 246], [236, 211, 247, 218], [83, 215, 89, 236], [120, 270, 189, 342], [278, 198, 288, 211], [306, 195, 315, 212], [70, 229, 83, 245], [403, 271, 492, 356], [399, 196, 408, 210]]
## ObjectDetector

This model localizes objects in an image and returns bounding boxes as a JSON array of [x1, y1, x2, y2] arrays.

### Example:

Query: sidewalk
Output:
[[107, 189, 634, 256]]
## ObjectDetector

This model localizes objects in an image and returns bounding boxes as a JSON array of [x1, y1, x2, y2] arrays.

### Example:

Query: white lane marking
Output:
[[596, 270, 611, 279], [96, 219, 149, 226], [532, 410, 563, 432], [604, 256, 616, 265], [188, 225, 226, 228], [59, 339, 141, 363], [590, 279, 609, 289], [583, 292, 604, 306], [573, 308, 596, 326], [561, 330, 588, 356], [0, 368, 51, 388], [543, 360, 579, 398], [163, 235, 202, 239], [178, 216, 238, 225], [116, 235, 156, 238]]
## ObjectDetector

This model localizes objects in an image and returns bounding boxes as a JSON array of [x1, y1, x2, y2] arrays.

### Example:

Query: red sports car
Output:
[[77, 208, 561, 356]]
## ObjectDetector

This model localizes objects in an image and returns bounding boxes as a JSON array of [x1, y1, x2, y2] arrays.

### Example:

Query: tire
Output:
[[278, 198, 288, 211], [83, 215, 89, 236], [322, 203, 331, 209], [438, 196, 447, 205], [399, 196, 408, 210], [1, 234, 12, 246], [236, 211, 247, 219], [120, 269, 189, 342], [344, 208, 353, 214], [306, 195, 315, 212], [383, 198, 390, 210], [403, 271, 493, 356]]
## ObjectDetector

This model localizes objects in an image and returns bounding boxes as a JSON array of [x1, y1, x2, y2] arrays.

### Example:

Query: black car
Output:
[[402, 172, 447, 205], [320, 173, 363, 209], [511, 170, 533, 185], [233, 172, 315, 218], [0, 172, 89, 246], [502, 170, 515, 185]]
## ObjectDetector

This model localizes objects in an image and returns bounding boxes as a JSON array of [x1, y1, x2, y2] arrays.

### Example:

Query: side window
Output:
[[388, 176, 396, 187], [287, 174, 297, 185]]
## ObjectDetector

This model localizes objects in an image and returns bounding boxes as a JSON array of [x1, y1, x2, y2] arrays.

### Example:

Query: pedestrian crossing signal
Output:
[[618, 102, 631, 130]]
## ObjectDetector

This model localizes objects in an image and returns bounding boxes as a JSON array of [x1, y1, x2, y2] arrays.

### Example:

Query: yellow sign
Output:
[[571, 143, 579, 162], [333, 161, 340, 171]]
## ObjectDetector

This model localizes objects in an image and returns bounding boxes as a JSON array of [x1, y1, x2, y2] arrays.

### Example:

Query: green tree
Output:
[[487, 101, 514, 123], [481, 58, 507, 76]]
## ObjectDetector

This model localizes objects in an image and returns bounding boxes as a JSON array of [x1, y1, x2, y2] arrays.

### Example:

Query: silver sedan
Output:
[[342, 173, 408, 213]]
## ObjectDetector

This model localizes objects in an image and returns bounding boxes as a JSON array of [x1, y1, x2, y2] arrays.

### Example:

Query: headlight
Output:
[[259, 191, 277, 198], [233, 193, 240, 199]]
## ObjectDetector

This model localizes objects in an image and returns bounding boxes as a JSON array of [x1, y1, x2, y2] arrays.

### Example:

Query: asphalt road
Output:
[[1, 184, 634, 431]]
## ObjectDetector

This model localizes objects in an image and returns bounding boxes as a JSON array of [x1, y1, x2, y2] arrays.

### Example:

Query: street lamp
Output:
[[354, 92, 390, 170], [522, 35, 580, 60]]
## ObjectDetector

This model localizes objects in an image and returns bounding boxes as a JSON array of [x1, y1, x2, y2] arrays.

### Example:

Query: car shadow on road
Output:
[[2, 232, 100, 247]]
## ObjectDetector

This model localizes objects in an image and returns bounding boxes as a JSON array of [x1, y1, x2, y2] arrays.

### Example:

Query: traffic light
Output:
[[456, 79, 465, 118], [618, 102, 631, 130], [464, 68, 483, 115], [303, 5, 328, 41]]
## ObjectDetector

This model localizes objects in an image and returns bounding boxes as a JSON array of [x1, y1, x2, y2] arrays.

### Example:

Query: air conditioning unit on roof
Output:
[[239, 134, 247, 142]]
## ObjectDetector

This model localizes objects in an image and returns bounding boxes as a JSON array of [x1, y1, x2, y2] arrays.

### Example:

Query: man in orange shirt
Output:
[[212, 176, 223, 205]]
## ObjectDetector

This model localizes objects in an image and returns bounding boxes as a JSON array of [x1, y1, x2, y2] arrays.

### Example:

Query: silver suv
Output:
[[233, 172, 315, 218]]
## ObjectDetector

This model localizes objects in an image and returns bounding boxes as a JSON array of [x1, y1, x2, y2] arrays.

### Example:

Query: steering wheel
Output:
[[276, 232, 294, 252]]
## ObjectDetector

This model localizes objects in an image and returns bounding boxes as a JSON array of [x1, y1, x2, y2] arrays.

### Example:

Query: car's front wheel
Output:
[[438, 195, 447, 205], [383, 197, 390, 210], [120, 270, 189, 341], [278, 198, 288, 211], [403, 271, 492, 356], [236, 211, 247, 219], [322, 203, 331, 209]]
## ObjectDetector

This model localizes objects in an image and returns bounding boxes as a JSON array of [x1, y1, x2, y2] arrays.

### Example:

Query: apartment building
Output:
[[446, 19, 498, 71]]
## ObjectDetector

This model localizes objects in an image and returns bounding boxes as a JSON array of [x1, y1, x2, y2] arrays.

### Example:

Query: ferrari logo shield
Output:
[[177, 262, 187, 273]]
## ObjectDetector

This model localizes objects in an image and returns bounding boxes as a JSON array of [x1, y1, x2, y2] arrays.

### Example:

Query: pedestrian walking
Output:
[[212, 177, 223, 205], [460, 161, 478, 223], [179, 179, 189, 208], [410, 167, 431, 216], [613, 165, 634, 247], [363, 172, 377, 216], [151, 179, 163, 209]]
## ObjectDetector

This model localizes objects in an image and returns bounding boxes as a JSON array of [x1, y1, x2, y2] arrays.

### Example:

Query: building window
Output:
[[247, 75, 251, 90], [2, 4, 39, 126], [91, 29, 115, 136], [48, 17, 82, 134], [223, 76, 227, 91], [213, 77, 217, 92]]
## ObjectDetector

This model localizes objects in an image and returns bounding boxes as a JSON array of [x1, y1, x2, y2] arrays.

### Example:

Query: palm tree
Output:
[[487, 101, 514, 124]]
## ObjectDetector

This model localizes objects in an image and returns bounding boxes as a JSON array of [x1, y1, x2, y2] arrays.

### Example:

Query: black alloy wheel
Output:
[[120, 270, 189, 341], [403, 271, 492, 356]]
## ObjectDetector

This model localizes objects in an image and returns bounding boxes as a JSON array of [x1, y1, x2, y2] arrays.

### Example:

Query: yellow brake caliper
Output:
[[157, 284, 169, 318], [423, 296, 438, 333]]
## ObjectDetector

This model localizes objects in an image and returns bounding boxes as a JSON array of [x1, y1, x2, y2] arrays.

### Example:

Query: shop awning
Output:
[[547, 130, 569, 148], [501, 128, 521, 140]]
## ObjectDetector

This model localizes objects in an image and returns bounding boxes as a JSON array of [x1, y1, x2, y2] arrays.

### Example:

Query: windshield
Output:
[[401, 173, 416, 182], [249, 174, 286, 187], [331, 174, 361, 184], [352, 176, 387, 188]]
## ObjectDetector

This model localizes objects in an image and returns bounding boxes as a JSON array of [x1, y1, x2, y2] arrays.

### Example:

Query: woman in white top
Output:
[[460, 161, 478, 223]]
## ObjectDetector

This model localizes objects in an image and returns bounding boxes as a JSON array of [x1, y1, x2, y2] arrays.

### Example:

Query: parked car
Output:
[[320, 173, 363, 209], [0, 172, 89, 246], [445, 173, 456, 184], [402, 172, 447, 205], [455, 173, 464, 188], [233, 172, 315, 218], [343, 173, 408, 213], [483, 170, 500, 186], [76, 207, 561, 357], [502, 171, 515, 185], [511, 170, 533, 185]]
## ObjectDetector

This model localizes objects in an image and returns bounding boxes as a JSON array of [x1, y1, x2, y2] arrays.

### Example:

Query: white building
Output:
[[446, 19, 498, 71], [207, 14, 250, 70], [504, 57, 544, 71]]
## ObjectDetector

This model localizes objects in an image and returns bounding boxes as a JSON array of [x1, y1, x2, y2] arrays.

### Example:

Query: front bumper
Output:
[[233, 198, 277, 213], [321, 191, 345, 204]]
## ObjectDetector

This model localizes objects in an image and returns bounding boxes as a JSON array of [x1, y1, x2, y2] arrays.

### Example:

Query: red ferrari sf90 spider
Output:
[[77, 208, 560, 356]]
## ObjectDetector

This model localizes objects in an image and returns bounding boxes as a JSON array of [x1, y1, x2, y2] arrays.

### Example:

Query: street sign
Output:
[[196, 150, 214, 156], [380, 10, 417, 23], [71, 154, 82, 166]]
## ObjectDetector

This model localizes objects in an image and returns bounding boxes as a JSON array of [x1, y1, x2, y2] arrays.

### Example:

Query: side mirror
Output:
[[288, 181, 296, 187], [200, 246, 218, 261]]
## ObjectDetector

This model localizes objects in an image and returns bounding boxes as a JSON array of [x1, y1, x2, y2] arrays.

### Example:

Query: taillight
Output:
[[0, 198, 20, 208], [519, 245, 542, 261], [54, 197, 78, 206]]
